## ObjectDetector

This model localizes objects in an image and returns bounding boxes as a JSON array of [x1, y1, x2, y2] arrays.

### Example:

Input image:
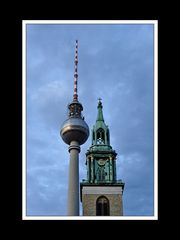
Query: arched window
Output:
[[96, 196, 110, 216], [97, 128, 105, 144]]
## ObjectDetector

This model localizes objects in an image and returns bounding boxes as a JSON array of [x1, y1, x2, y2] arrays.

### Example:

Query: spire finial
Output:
[[97, 98, 104, 121], [98, 97, 102, 108], [73, 40, 78, 101]]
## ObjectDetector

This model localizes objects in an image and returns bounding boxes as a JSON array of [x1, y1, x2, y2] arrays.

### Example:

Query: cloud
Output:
[[26, 23, 154, 216]]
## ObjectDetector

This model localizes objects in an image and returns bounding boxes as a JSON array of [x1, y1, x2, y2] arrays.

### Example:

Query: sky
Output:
[[26, 23, 154, 216]]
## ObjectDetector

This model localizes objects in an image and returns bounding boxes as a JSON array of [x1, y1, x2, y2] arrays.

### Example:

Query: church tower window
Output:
[[96, 196, 110, 216]]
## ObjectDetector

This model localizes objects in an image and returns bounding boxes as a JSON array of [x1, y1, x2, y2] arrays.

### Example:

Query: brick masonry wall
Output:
[[82, 194, 123, 216]]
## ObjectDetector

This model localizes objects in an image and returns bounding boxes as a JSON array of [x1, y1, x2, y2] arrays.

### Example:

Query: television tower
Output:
[[60, 40, 89, 216]]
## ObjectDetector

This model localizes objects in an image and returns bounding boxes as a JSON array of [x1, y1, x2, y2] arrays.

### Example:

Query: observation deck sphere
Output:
[[60, 117, 89, 145]]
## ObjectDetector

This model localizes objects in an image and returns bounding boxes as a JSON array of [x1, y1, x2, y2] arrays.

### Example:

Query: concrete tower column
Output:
[[67, 140, 80, 216], [60, 41, 89, 216]]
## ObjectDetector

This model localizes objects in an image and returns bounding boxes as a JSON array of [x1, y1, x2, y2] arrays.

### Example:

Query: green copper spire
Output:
[[96, 98, 104, 122], [80, 99, 124, 210], [91, 98, 110, 146], [80, 99, 124, 187]]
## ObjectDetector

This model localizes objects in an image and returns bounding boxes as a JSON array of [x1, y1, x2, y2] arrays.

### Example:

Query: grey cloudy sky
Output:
[[26, 23, 154, 216]]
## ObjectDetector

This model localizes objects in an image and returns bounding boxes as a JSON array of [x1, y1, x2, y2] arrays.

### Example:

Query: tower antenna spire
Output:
[[60, 40, 89, 216], [73, 40, 78, 101]]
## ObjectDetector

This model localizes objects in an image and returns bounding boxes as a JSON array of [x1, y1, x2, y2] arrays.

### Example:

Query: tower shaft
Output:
[[67, 141, 80, 215]]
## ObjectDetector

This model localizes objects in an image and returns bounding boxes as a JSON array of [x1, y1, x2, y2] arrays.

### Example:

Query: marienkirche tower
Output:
[[80, 99, 125, 216]]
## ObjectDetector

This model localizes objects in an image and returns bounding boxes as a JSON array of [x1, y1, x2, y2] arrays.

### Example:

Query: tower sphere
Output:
[[60, 116, 89, 145]]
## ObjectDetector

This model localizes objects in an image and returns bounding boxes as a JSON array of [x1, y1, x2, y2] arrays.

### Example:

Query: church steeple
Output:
[[80, 100, 125, 216], [86, 99, 117, 183]]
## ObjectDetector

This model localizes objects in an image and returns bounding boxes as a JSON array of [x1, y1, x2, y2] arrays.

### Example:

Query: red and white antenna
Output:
[[73, 40, 78, 101]]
